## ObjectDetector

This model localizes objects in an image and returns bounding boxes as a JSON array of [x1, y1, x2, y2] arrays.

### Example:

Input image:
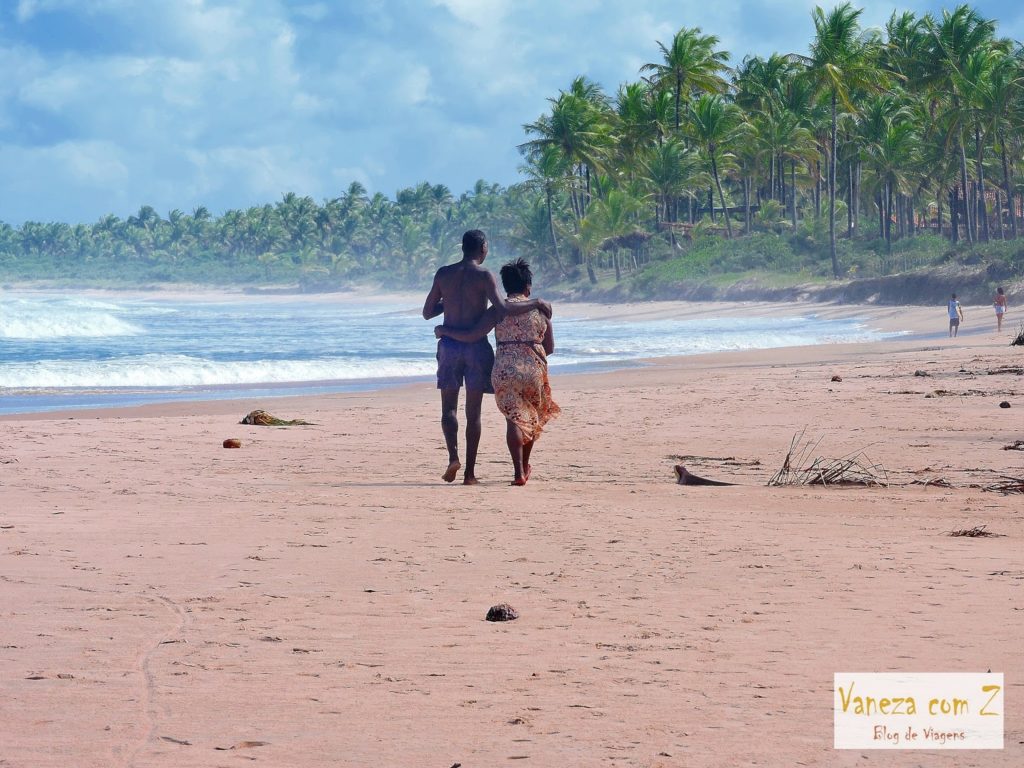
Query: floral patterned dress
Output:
[[492, 297, 560, 441]]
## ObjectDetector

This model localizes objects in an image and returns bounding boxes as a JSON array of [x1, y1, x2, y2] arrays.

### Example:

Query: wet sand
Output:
[[1, 304, 1022, 767]]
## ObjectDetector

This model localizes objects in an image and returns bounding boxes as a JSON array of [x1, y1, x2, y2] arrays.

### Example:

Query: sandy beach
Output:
[[1, 301, 1022, 767]]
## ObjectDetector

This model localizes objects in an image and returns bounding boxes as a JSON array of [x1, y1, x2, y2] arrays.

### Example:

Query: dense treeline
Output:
[[520, 2, 1024, 287], [2, 3, 1023, 291], [0, 181, 526, 288]]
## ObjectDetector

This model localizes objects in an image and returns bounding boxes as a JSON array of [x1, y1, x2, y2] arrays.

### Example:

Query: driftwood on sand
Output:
[[983, 476, 1024, 495], [674, 464, 738, 486], [240, 410, 314, 426]]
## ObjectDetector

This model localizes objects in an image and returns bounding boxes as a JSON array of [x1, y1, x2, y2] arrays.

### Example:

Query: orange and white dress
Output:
[[492, 298, 560, 441]]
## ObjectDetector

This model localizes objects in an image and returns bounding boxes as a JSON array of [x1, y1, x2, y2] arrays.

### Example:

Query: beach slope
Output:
[[1, 331, 1022, 766]]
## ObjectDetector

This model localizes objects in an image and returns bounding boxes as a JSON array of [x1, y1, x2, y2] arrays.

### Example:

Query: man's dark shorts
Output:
[[436, 337, 494, 393]]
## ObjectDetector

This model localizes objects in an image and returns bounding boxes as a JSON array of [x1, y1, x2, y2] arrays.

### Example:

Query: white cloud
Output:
[[431, 0, 511, 27], [16, 0, 128, 23], [0, 0, 1021, 223], [53, 139, 129, 185], [396, 64, 433, 106]]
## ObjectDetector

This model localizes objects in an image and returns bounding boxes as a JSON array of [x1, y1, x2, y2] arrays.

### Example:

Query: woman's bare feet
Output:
[[463, 475, 480, 486], [442, 460, 461, 483], [524, 464, 532, 481], [510, 476, 527, 486]]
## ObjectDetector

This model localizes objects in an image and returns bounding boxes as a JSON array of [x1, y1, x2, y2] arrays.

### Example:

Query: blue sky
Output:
[[0, 0, 1021, 224]]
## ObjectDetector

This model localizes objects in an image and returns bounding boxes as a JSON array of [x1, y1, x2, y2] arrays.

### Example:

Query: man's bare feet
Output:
[[511, 473, 527, 486], [442, 461, 461, 483], [524, 464, 532, 481], [463, 475, 479, 486]]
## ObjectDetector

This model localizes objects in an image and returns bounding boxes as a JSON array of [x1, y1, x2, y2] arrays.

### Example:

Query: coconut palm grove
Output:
[[3, 3, 1023, 295]]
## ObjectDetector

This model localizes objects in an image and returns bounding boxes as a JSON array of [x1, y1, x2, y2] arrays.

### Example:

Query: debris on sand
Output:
[[999, 401, 1011, 408], [667, 454, 760, 467], [831, 375, 842, 382], [983, 476, 1024, 495], [1011, 322, 1024, 347], [909, 477, 953, 488], [1003, 440, 1024, 451], [674, 464, 737, 486], [241, 410, 314, 426], [768, 430, 887, 487], [486, 603, 519, 622], [948, 525, 1001, 538], [914, 370, 930, 377], [222, 439, 241, 449]]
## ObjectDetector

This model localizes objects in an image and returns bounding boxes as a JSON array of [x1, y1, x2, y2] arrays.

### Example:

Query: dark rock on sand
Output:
[[831, 375, 842, 382], [999, 401, 1011, 408], [486, 603, 518, 622]]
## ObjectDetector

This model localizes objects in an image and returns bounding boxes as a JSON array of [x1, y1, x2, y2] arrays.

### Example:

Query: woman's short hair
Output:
[[500, 258, 533, 294]]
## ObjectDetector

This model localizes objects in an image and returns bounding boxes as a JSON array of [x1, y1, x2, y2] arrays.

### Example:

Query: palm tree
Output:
[[800, 2, 885, 277], [518, 144, 571, 275], [641, 138, 705, 241], [973, 46, 1022, 239], [921, 5, 999, 244], [640, 27, 730, 130], [734, 53, 798, 115], [687, 94, 745, 238], [862, 107, 920, 253], [614, 82, 660, 172], [521, 86, 611, 221]]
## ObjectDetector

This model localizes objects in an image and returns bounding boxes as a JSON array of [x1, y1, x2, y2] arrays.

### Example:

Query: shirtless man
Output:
[[423, 230, 550, 484], [948, 293, 964, 338]]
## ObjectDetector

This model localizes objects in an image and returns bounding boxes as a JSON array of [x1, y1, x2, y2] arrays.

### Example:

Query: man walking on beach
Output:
[[948, 293, 964, 337], [423, 230, 550, 485]]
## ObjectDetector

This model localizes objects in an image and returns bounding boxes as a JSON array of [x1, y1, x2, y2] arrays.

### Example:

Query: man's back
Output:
[[434, 261, 494, 330]]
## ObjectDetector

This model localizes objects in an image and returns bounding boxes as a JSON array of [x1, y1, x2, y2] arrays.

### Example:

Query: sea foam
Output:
[[0, 299, 142, 339]]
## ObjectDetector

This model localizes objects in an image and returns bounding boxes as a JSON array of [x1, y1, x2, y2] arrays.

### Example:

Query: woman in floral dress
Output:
[[435, 259, 559, 485]]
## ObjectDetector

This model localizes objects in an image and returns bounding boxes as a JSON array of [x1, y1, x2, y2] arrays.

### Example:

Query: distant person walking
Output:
[[948, 293, 964, 337], [993, 287, 1008, 333]]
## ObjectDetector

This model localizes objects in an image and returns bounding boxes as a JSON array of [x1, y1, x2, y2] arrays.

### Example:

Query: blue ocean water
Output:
[[0, 292, 900, 415]]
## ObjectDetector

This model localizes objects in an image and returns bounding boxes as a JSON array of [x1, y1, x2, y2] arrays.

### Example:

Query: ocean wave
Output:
[[0, 354, 436, 389], [0, 299, 143, 339]]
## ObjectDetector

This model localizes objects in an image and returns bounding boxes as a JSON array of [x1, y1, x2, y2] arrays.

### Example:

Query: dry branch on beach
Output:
[[767, 430, 887, 487], [1011, 322, 1024, 347], [983, 476, 1024, 495]]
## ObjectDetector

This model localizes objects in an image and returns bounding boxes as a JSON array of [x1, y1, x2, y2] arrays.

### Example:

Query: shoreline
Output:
[[0, 301, 1007, 421], [2, 328, 1011, 423], [3, 294, 1011, 418]]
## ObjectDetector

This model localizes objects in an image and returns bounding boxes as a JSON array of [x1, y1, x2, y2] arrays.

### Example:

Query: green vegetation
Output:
[[2, 3, 1024, 297]]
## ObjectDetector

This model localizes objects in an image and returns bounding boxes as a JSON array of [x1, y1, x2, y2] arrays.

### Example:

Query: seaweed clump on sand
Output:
[[948, 525, 1001, 538], [240, 410, 314, 426]]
